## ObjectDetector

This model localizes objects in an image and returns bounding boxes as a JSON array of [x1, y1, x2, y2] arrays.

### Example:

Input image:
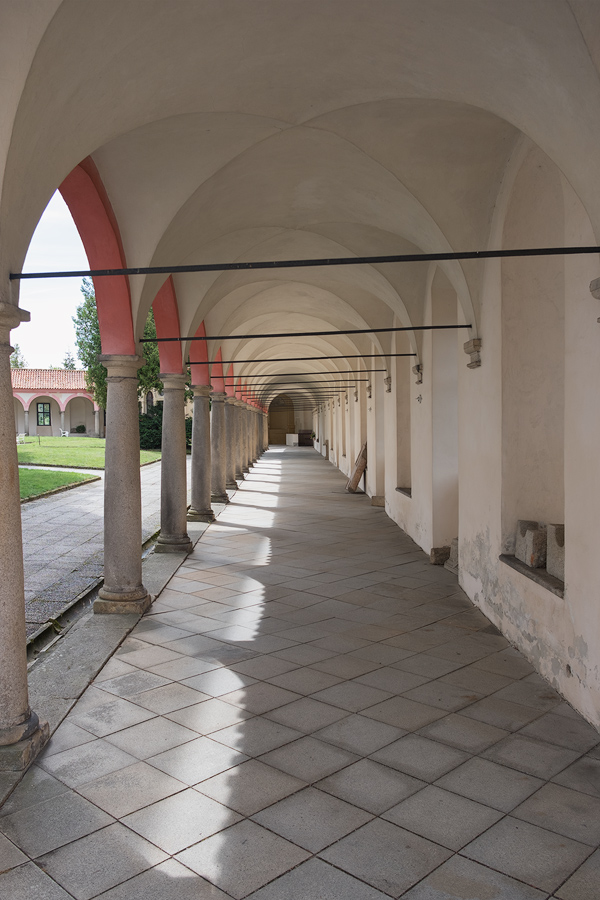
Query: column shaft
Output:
[[94, 409, 100, 438], [0, 303, 49, 767], [156, 374, 192, 553], [24, 409, 29, 435], [211, 391, 228, 503], [96, 355, 150, 614], [60, 410, 65, 434], [188, 385, 214, 521], [225, 397, 238, 489], [234, 401, 244, 480]]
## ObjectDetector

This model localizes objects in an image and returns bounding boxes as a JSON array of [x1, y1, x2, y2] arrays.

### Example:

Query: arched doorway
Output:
[[268, 395, 295, 445]]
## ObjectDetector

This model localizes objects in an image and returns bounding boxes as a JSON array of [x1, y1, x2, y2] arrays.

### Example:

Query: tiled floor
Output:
[[2, 448, 600, 899]]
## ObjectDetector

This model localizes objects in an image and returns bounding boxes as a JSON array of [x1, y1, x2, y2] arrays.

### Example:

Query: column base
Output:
[[0, 721, 50, 771], [235, 471, 245, 481], [226, 480, 238, 490], [95, 585, 152, 615], [155, 534, 194, 554], [187, 507, 215, 522], [211, 492, 229, 504]]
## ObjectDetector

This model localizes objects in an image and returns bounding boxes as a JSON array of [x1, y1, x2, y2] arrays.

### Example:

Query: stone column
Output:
[[24, 409, 29, 435], [156, 374, 192, 553], [60, 410, 65, 434], [188, 385, 214, 521], [95, 355, 151, 615], [0, 303, 49, 769], [211, 390, 228, 503], [94, 409, 100, 438], [234, 400, 244, 481], [225, 396, 238, 489], [242, 404, 250, 473]]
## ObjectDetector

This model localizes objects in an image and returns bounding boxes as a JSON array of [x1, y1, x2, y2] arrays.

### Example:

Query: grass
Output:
[[16, 436, 161, 469], [19, 468, 99, 500]]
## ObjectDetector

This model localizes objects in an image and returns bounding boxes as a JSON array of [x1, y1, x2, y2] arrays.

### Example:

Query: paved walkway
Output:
[[22, 459, 190, 638], [2, 448, 599, 899]]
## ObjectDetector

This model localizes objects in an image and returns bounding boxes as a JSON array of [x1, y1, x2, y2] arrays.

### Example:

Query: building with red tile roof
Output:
[[12, 369, 102, 437]]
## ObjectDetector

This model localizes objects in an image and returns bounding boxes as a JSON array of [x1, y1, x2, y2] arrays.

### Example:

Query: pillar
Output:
[[211, 390, 228, 503], [156, 374, 192, 553], [234, 399, 245, 480], [95, 355, 151, 614], [225, 396, 238, 489], [188, 385, 214, 521], [60, 410, 65, 434], [0, 303, 49, 768], [94, 408, 100, 438], [24, 409, 29, 436], [242, 404, 250, 472]]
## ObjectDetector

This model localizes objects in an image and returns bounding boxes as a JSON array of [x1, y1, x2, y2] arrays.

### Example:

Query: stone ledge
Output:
[[499, 554, 564, 598], [395, 487, 412, 498]]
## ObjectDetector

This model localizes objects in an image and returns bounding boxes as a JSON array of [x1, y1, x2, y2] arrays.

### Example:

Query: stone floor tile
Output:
[[356, 666, 429, 694], [462, 816, 593, 893], [460, 696, 545, 731], [512, 782, 600, 845], [552, 755, 600, 798], [0, 861, 75, 899], [122, 788, 242, 854], [259, 734, 358, 782], [197, 758, 305, 815], [314, 712, 404, 755], [439, 663, 514, 694], [148, 736, 248, 785], [372, 733, 469, 782], [37, 738, 138, 788], [220, 682, 301, 714], [166, 698, 253, 734], [180, 668, 256, 697], [0, 831, 27, 872], [98, 670, 172, 698], [210, 716, 302, 756], [94, 657, 137, 682], [482, 733, 580, 779], [266, 666, 343, 694], [115, 644, 183, 669], [230, 655, 300, 680], [493, 678, 563, 711], [128, 682, 211, 714], [554, 848, 600, 900], [176, 819, 310, 899], [520, 711, 600, 752], [436, 756, 544, 811], [36, 821, 168, 900], [93, 857, 233, 900], [69, 695, 157, 737], [400, 854, 548, 899], [252, 786, 372, 851], [245, 857, 392, 900], [362, 695, 447, 730], [311, 680, 392, 712], [273, 644, 336, 665], [319, 817, 451, 897], [40, 721, 97, 757], [418, 712, 508, 753], [473, 649, 536, 679], [0, 790, 113, 857], [265, 696, 349, 732], [383, 783, 503, 850], [0, 765, 69, 818], [104, 716, 199, 759], [316, 758, 426, 813], [76, 761, 186, 818], [144, 655, 220, 681], [351, 643, 414, 665], [402, 679, 484, 712]]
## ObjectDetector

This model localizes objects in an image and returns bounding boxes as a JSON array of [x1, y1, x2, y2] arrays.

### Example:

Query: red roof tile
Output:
[[11, 369, 90, 392]]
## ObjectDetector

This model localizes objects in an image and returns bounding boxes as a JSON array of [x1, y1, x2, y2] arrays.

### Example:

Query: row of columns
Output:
[[0, 326, 268, 765]]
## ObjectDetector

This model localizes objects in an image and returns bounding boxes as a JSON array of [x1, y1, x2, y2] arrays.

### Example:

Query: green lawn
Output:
[[19, 468, 99, 500], [17, 436, 161, 469]]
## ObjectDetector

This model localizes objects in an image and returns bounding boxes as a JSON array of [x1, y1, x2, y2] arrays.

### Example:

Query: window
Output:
[[37, 402, 51, 427]]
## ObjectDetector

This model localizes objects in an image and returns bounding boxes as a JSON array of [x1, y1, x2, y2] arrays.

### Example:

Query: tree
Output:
[[10, 343, 26, 368], [63, 350, 76, 369], [73, 278, 169, 409]]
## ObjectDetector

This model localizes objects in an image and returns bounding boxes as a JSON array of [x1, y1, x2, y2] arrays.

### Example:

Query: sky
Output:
[[16, 191, 89, 368]]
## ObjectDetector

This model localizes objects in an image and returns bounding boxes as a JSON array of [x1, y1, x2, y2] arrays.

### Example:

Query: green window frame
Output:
[[37, 402, 51, 427]]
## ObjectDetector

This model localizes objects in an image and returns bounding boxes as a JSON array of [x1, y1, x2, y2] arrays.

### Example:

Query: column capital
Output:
[[160, 372, 187, 391], [225, 395, 237, 405], [0, 303, 29, 344], [192, 384, 211, 398], [99, 354, 144, 379], [210, 390, 227, 402]]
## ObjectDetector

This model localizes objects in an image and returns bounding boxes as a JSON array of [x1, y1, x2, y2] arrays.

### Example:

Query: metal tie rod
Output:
[[145, 324, 469, 343], [192, 353, 417, 364], [11, 244, 600, 280]]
